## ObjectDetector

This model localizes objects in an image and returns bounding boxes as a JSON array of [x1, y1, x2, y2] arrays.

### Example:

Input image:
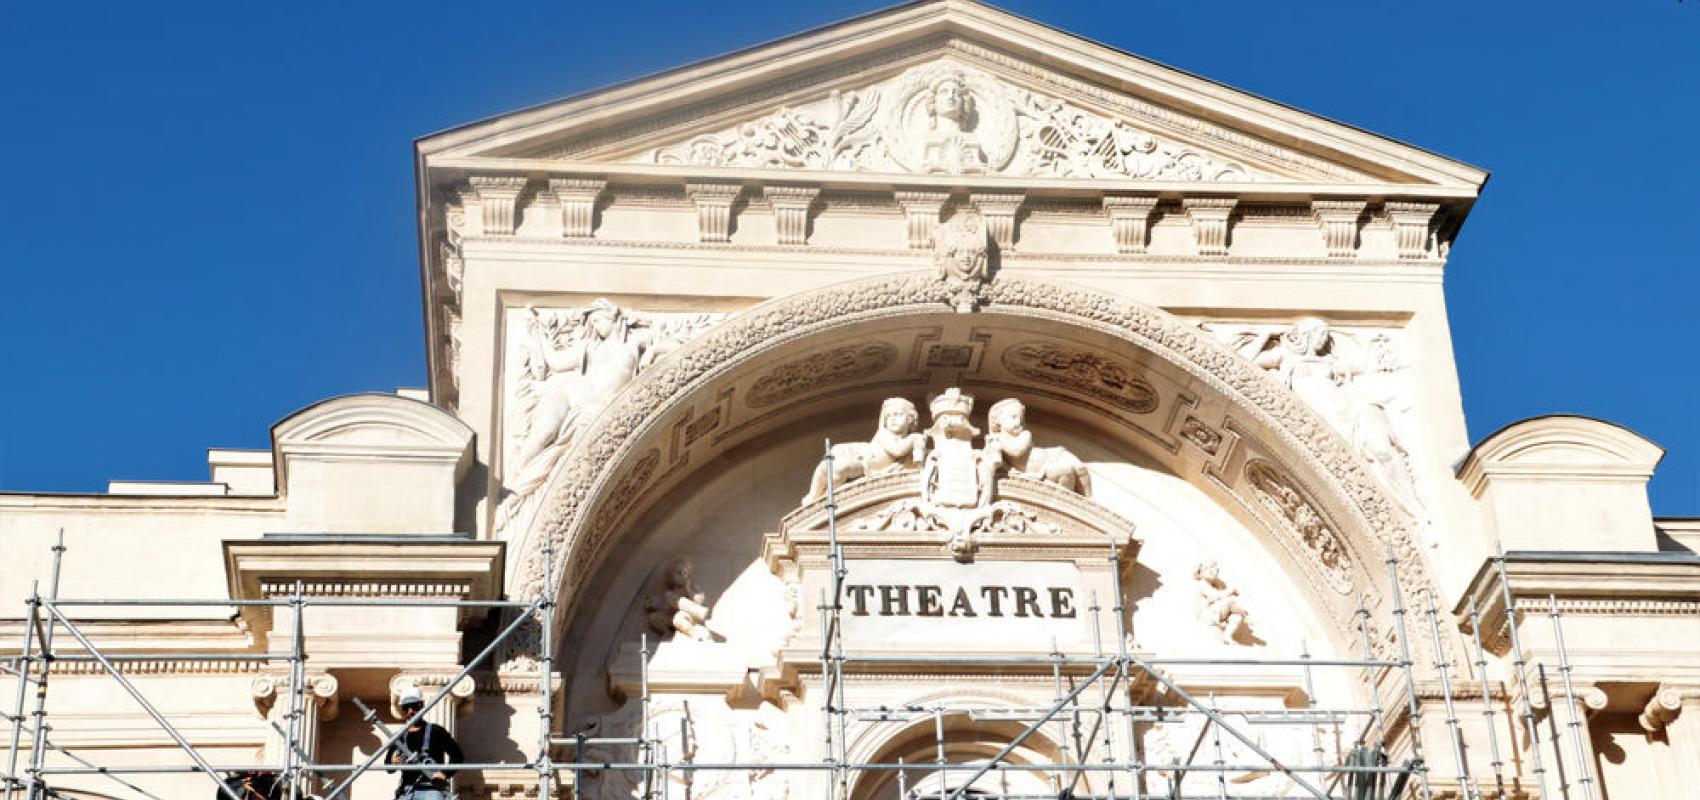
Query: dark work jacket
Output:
[[384, 721, 464, 792], [219, 772, 279, 800]]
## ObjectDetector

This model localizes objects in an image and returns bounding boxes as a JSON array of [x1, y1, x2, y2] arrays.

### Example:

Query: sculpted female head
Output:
[[927, 73, 975, 130]]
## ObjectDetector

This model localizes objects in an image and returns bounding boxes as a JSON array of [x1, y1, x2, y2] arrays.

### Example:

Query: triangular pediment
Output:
[[421, 1, 1484, 190]]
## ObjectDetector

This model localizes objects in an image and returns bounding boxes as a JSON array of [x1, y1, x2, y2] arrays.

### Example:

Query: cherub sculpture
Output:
[[1194, 559, 1252, 646], [980, 398, 1092, 496], [803, 397, 928, 503], [645, 559, 714, 642]]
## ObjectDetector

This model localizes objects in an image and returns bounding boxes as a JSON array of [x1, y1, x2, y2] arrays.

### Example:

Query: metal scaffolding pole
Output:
[[1547, 595, 1595, 800], [1385, 547, 1434, 800], [1421, 589, 1476, 798], [321, 593, 545, 800], [41, 606, 245, 800], [1464, 596, 1508, 799], [22, 532, 64, 800], [1494, 546, 1549, 800], [3, 582, 38, 800], [538, 532, 558, 800]]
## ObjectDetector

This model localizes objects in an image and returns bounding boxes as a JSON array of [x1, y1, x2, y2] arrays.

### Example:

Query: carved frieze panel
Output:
[[1244, 458, 1354, 595], [1206, 320, 1432, 545], [744, 341, 899, 408], [1001, 341, 1159, 414], [639, 60, 1269, 182], [499, 302, 723, 534]]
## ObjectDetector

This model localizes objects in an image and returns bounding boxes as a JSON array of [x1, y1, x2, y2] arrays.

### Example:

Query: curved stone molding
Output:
[[507, 271, 1427, 666], [1001, 341, 1159, 414]]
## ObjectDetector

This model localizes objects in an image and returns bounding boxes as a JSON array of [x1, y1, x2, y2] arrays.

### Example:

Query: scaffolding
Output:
[[0, 444, 1604, 800]]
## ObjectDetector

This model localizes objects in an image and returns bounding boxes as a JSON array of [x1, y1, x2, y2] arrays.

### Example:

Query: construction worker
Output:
[[218, 770, 280, 800], [385, 686, 464, 800]]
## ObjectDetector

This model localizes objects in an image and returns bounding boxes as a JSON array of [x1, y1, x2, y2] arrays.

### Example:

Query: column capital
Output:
[[391, 672, 477, 720], [1641, 683, 1700, 733], [250, 671, 339, 720]]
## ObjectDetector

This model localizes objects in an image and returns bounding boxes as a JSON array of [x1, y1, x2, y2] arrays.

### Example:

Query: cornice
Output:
[[423, 158, 1480, 201]]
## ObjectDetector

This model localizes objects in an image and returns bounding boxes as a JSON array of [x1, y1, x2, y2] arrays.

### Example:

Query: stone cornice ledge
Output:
[[1455, 550, 1700, 648], [222, 536, 506, 623], [422, 157, 1481, 202]]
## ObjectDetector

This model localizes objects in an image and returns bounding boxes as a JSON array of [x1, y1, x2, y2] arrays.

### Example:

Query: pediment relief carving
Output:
[[627, 60, 1276, 182]]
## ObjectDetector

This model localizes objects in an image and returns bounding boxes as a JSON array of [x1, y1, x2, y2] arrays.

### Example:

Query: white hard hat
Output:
[[398, 686, 424, 706]]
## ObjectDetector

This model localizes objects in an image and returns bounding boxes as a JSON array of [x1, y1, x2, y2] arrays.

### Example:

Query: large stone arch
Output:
[[511, 271, 1430, 655]]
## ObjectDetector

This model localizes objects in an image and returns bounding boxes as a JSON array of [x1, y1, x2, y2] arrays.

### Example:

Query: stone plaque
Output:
[[838, 559, 1086, 648]]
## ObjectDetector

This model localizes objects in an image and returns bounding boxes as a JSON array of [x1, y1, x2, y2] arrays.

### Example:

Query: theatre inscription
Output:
[[844, 583, 1076, 619], [837, 559, 1089, 648]]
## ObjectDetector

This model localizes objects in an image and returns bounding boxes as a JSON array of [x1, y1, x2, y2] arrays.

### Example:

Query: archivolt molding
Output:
[[509, 271, 1430, 665]]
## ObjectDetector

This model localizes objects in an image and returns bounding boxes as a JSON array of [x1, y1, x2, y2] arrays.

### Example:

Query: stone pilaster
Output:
[[549, 178, 606, 238], [1640, 684, 1700, 790], [1312, 199, 1367, 258], [392, 673, 477, 736], [252, 672, 340, 765], [469, 176, 528, 236], [1101, 194, 1159, 254], [1182, 197, 1236, 256], [685, 181, 743, 243], [969, 192, 1023, 250], [763, 185, 820, 245], [894, 190, 950, 249], [1386, 201, 1440, 260]]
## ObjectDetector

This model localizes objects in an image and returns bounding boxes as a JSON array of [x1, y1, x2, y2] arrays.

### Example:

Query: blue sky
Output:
[[2, 1, 1695, 513]]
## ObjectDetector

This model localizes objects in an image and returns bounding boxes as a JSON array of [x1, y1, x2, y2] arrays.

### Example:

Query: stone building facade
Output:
[[3, 2, 1697, 798]]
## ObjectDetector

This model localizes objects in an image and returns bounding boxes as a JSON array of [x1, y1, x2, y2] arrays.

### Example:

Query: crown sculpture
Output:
[[805, 388, 1091, 559]]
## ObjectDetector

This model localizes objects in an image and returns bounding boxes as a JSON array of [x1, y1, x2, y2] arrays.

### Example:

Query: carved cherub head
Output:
[[663, 558, 693, 589], [878, 397, 919, 436], [987, 398, 1027, 436], [927, 72, 975, 131], [1194, 559, 1222, 584]]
